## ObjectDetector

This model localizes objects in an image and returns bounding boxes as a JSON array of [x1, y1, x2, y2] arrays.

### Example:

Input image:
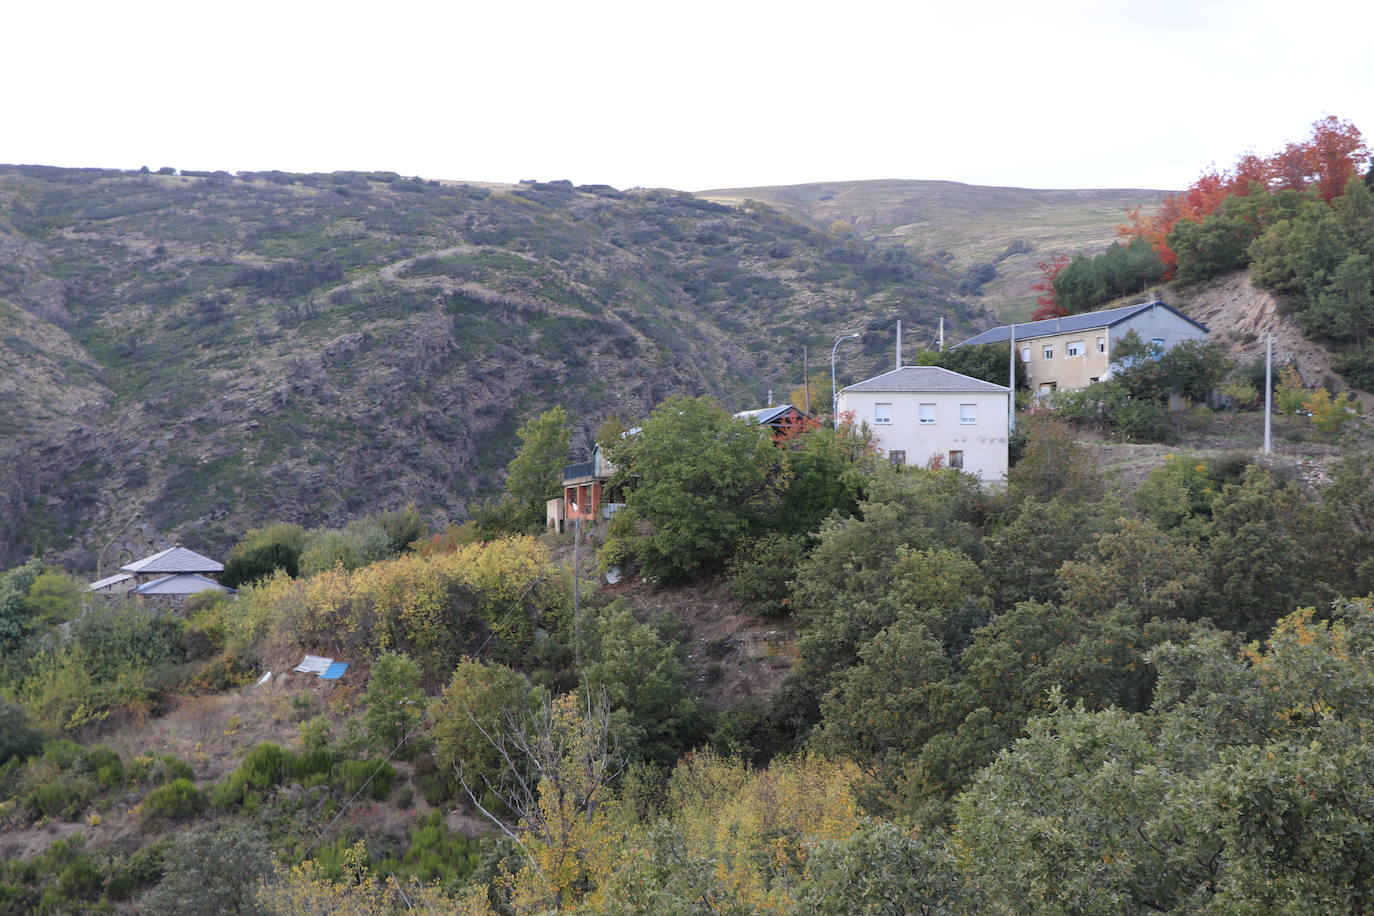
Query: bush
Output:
[[141, 778, 204, 823], [128, 753, 194, 784], [333, 758, 394, 800], [1111, 399, 1177, 444], [141, 826, 271, 916], [727, 533, 808, 617], [0, 700, 44, 764]]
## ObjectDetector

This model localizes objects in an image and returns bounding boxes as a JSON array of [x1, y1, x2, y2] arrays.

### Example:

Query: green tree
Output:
[[980, 496, 1111, 609], [503, 405, 571, 530], [362, 651, 424, 751], [602, 396, 780, 582], [580, 600, 706, 766], [774, 424, 873, 536], [1006, 416, 1103, 504], [221, 523, 307, 588], [1201, 465, 1320, 638], [916, 343, 1024, 388], [429, 658, 543, 798], [142, 826, 272, 916]]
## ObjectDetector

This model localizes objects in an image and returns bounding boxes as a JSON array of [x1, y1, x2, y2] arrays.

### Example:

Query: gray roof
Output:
[[120, 545, 224, 574], [131, 573, 235, 596], [952, 300, 1209, 348], [841, 365, 1010, 394], [88, 572, 135, 591], [734, 405, 798, 424]]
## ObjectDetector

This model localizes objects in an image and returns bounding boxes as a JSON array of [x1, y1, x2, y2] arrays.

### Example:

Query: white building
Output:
[[835, 366, 1010, 483]]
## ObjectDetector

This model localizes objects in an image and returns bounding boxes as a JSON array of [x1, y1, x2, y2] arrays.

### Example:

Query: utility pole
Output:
[[831, 332, 860, 429], [938, 316, 944, 352], [895, 320, 902, 369], [803, 346, 810, 413], [1008, 323, 1017, 434], [571, 503, 582, 669], [1263, 333, 1273, 455]]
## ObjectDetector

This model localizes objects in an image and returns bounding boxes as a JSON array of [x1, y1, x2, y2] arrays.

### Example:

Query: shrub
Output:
[[141, 826, 271, 916], [333, 758, 394, 800], [727, 533, 808, 617], [0, 700, 44, 764], [361, 651, 423, 751], [141, 778, 204, 823]]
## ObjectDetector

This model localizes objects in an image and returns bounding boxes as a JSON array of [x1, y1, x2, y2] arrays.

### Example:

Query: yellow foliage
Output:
[[258, 849, 457, 914], [237, 535, 567, 672], [667, 751, 863, 912]]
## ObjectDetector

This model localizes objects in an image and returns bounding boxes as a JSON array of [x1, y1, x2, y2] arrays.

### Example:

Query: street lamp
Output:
[[831, 332, 860, 429]]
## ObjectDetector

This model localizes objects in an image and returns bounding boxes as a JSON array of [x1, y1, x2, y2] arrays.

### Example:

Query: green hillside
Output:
[[0, 167, 979, 568], [700, 179, 1169, 319]]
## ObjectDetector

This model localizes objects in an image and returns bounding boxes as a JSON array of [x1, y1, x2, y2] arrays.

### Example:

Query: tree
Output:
[[143, 826, 272, 916], [221, 523, 307, 588], [504, 406, 571, 530], [1006, 416, 1103, 504], [1201, 466, 1320, 638], [915, 343, 1024, 388], [430, 658, 544, 800], [579, 600, 706, 766], [362, 651, 424, 751], [774, 423, 873, 536], [601, 396, 780, 582], [1031, 254, 1069, 319]]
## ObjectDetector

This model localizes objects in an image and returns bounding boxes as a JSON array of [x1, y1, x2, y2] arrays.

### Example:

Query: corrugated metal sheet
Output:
[[319, 662, 349, 680]]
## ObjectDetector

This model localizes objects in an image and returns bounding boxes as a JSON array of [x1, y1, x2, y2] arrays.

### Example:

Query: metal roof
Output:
[[130, 573, 234, 595], [88, 572, 135, 591], [119, 545, 224, 574], [951, 299, 1209, 348], [733, 404, 798, 424], [840, 366, 1010, 394]]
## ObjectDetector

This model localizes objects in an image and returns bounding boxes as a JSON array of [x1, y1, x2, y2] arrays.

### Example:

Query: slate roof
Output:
[[734, 405, 799, 424], [119, 545, 224, 574], [88, 572, 135, 592], [952, 300, 1209, 348], [130, 573, 234, 596], [841, 366, 1010, 394]]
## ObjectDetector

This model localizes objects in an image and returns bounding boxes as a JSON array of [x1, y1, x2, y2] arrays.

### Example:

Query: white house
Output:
[[835, 366, 1010, 483], [952, 298, 1209, 396]]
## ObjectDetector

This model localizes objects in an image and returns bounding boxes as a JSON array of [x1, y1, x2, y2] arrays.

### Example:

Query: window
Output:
[[918, 403, 936, 424], [1038, 382, 1057, 395], [1020, 346, 1031, 362], [874, 403, 892, 425], [948, 450, 964, 469], [1152, 337, 1165, 349], [1066, 340, 1084, 357], [1090, 377, 1100, 383], [1097, 336, 1106, 353], [888, 450, 906, 466], [959, 403, 976, 424], [1043, 345, 1054, 359]]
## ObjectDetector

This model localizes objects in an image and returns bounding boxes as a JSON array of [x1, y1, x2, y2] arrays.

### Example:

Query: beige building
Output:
[[952, 299, 1209, 396]]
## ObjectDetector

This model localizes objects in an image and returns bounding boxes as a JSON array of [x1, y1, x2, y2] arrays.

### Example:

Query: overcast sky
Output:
[[8, 0, 1373, 193]]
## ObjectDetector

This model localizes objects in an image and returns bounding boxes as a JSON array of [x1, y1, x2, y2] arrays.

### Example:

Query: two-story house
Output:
[[951, 298, 1209, 396], [835, 366, 1011, 482]]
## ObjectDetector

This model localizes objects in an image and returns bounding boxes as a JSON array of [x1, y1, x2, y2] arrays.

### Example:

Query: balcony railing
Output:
[[562, 460, 595, 481]]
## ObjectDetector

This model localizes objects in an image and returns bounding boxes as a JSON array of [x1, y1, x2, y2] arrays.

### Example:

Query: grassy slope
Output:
[[700, 179, 1169, 320]]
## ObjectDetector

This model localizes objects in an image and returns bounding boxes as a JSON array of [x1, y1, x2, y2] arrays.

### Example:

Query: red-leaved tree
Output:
[[1120, 116, 1370, 277], [1031, 254, 1070, 320]]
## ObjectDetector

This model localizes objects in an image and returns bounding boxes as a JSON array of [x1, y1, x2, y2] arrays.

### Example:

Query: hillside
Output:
[[699, 179, 1169, 319], [0, 167, 982, 569]]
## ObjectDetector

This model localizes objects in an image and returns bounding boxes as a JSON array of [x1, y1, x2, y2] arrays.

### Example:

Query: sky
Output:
[[7, 0, 1374, 193]]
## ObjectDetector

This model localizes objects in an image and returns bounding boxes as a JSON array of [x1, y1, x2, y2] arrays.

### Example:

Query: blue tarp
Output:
[[320, 662, 349, 680]]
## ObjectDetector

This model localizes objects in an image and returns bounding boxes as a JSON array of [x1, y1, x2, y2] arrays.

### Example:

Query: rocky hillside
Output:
[[0, 167, 982, 569], [700, 179, 1169, 319]]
